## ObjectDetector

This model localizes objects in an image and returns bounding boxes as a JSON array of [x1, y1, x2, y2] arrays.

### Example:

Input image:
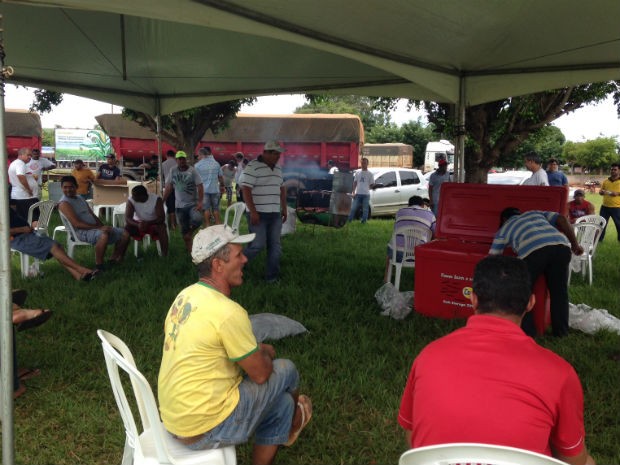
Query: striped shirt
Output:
[[241, 159, 283, 213], [489, 210, 569, 259]]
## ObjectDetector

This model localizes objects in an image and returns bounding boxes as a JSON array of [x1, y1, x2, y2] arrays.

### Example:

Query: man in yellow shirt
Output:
[[599, 163, 620, 242], [158, 225, 312, 465], [70, 159, 95, 199]]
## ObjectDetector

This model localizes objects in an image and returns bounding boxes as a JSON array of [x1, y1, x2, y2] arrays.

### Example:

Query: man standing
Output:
[[70, 159, 96, 199], [158, 226, 312, 465], [568, 189, 595, 223], [523, 151, 549, 186], [8, 147, 39, 221], [241, 141, 287, 283], [95, 153, 122, 183], [428, 158, 450, 215], [598, 163, 620, 242], [489, 208, 583, 337], [194, 146, 224, 225], [27, 148, 56, 198], [399, 255, 595, 465], [347, 157, 374, 223], [546, 158, 568, 187], [163, 151, 204, 252], [58, 176, 130, 270], [161, 149, 178, 229]]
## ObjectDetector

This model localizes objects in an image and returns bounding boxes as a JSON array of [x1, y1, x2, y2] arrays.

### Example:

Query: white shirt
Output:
[[27, 157, 55, 185], [523, 168, 549, 186], [8, 159, 38, 199], [353, 169, 375, 195]]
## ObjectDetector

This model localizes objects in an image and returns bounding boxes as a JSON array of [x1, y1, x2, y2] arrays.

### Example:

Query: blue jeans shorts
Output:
[[203, 193, 221, 211], [176, 205, 203, 234], [188, 359, 299, 449]]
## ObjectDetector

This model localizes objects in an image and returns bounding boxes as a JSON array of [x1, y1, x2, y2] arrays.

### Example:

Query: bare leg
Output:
[[168, 212, 177, 231], [49, 243, 95, 280], [95, 231, 110, 265], [157, 224, 169, 256], [213, 209, 222, 225], [251, 445, 279, 465], [110, 230, 130, 262]]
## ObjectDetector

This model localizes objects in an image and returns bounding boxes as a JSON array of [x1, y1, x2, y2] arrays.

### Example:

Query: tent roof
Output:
[[0, 0, 618, 115]]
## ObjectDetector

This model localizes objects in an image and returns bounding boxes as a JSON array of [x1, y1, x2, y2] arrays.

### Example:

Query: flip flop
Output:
[[16, 309, 53, 332], [81, 269, 99, 281], [17, 367, 41, 381], [12, 289, 28, 306], [284, 394, 312, 447]]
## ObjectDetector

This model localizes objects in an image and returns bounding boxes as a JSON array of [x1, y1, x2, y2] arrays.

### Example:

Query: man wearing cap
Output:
[[71, 159, 96, 199], [158, 226, 312, 464], [194, 146, 224, 225], [241, 141, 288, 283], [163, 150, 204, 252], [95, 153, 123, 184], [568, 190, 594, 224], [27, 148, 56, 198], [598, 162, 620, 242], [428, 158, 451, 215]]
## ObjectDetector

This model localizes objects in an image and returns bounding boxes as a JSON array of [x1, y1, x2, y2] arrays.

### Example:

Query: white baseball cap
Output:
[[263, 140, 286, 153], [191, 225, 255, 264]]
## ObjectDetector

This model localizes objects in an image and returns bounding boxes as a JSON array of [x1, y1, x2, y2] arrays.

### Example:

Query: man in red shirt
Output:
[[398, 255, 595, 465], [568, 189, 595, 223]]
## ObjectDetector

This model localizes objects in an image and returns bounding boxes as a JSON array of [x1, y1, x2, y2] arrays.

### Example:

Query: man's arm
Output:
[[242, 185, 260, 225], [586, 202, 595, 215], [554, 448, 595, 465], [555, 214, 584, 255], [124, 201, 139, 229], [196, 183, 204, 211], [280, 185, 288, 223], [16, 174, 33, 197], [404, 430, 412, 449], [236, 343, 274, 384], [58, 201, 103, 230]]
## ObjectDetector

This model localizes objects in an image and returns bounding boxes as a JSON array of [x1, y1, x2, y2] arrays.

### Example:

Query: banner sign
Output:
[[55, 129, 112, 161]]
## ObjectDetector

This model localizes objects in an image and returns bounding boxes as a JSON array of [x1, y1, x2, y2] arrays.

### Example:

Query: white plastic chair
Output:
[[112, 202, 126, 228], [386, 224, 432, 291], [224, 202, 246, 233], [569, 219, 605, 286], [96, 329, 236, 465], [58, 211, 93, 258], [574, 214, 606, 229], [12, 247, 40, 279], [28, 199, 56, 237], [399, 443, 567, 465]]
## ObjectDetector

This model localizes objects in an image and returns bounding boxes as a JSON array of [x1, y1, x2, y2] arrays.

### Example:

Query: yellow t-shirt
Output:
[[71, 168, 95, 195], [601, 178, 620, 208], [158, 283, 258, 436]]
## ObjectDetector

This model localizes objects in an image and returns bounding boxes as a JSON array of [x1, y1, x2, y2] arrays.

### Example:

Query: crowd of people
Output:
[[8, 144, 615, 465]]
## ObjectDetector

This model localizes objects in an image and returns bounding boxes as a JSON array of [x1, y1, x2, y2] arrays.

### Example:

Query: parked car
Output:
[[488, 170, 576, 199], [353, 167, 429, 217]]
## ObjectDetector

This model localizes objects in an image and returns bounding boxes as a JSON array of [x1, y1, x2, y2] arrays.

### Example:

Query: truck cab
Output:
[[423, 140, 454, 173]]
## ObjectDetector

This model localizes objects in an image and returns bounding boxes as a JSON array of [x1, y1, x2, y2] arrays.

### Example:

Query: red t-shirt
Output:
[[398, 314, 585, 458], [568, 200, 594, 223]]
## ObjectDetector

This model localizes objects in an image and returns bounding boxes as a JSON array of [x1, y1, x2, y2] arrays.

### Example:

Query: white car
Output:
[[488, 170, 576, 198], [353, 167, 429, 217]]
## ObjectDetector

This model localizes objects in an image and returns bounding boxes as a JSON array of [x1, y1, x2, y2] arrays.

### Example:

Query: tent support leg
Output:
[[455, 77, 466, 183]]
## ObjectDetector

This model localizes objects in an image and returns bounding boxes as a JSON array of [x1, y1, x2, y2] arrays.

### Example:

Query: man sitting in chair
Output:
[[398, 256, 595, 465], [158, 225, 312, 465], [58, 176, 130, 271], [385, 195, 435, 280], [124, 185, 168, 256]]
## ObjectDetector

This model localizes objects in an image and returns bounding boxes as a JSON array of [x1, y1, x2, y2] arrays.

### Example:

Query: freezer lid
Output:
[[435, 183, 568, 242]]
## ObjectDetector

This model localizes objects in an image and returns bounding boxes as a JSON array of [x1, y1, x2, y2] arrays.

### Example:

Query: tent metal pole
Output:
[[455, 77, 466, 183], [155, 98, 163, 196], [0, 24, 15, 465]]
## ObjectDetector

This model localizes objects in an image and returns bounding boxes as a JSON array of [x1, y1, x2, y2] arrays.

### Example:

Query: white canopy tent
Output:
[[0, 1, 618, 462]]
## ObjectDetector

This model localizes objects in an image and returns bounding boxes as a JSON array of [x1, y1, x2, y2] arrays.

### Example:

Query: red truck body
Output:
[[6, 110, 42, 160], [96, 113, 364, 170]]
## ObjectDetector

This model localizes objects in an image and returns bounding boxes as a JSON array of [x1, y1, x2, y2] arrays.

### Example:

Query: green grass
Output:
[[7, 193, 620, 464]]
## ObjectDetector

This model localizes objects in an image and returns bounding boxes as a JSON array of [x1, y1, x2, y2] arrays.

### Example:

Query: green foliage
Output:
[[298, 95, 391, 131], [41, 128, 54, 146], [9, 199, 620, 464], [500, 125, 567, 168], [562, 137, 620, 172], [30, 89, 63, 113], [123, 99, 255, 161], [366, 119, 436, 166]]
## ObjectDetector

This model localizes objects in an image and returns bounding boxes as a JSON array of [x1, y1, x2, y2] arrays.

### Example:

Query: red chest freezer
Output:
[[414, 183, 568, 334]]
